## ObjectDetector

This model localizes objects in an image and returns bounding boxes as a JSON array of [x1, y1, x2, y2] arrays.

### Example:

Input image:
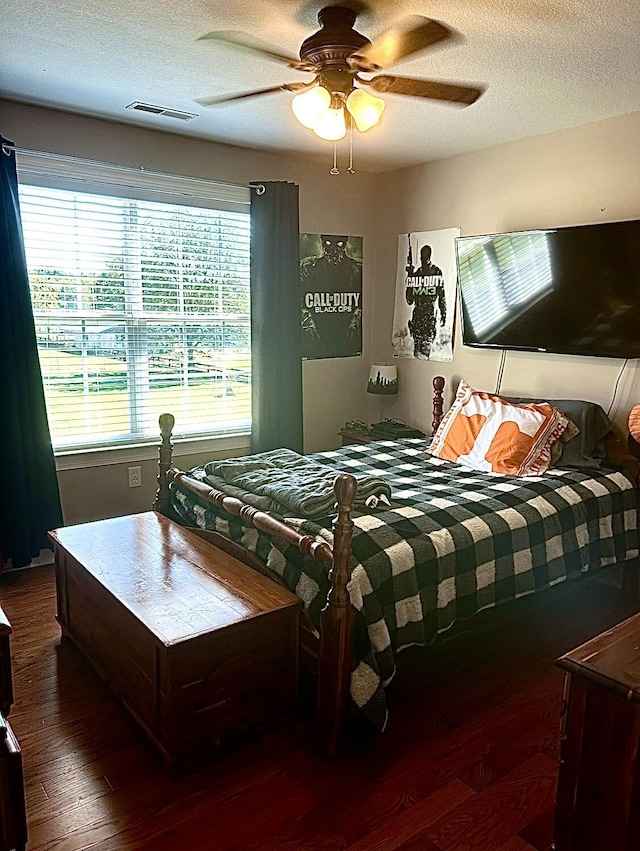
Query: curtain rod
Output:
[[1, 142, 263, 194]]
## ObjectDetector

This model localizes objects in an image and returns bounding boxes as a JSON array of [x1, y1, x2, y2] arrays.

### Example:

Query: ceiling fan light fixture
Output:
[[313, 106, 347, 141], [291, 85, 331, 129], [346, 88, 385, 132]]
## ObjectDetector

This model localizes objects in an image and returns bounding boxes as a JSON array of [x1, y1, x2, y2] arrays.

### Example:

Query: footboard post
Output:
[[154, 413, 175, 515], [317, 474, 357, 757]]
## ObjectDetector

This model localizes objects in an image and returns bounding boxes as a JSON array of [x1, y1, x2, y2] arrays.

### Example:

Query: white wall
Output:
[[370, 111, 640, 435], [3, 99, 639, 525], [1, 99, 378, 522]]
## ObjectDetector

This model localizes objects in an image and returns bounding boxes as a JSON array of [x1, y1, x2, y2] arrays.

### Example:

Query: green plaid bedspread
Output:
[[169, 438, 639, 745]]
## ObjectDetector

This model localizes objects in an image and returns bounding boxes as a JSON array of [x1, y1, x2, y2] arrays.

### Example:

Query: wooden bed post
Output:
[[154, 413, 175, 515], [317, 473, 357, 757], [432, 375, 445, 435]]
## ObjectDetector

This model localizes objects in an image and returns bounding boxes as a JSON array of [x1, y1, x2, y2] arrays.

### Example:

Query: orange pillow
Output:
[[429, 380, 571, 475]]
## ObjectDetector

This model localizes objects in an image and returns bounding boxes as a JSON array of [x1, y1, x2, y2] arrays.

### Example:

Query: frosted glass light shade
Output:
[[291, 86, 331, 129], [346, 88, 385, 132], [313, 106, 347, 141]]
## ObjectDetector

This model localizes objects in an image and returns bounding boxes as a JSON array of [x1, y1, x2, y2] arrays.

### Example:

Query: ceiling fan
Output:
[[196, 5, 485, 143]]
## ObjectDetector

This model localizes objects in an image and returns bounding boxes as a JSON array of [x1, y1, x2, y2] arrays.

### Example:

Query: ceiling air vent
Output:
[[126, 102, 198, 121]]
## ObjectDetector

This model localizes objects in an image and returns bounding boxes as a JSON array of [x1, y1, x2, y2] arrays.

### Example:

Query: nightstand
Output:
[[338, 428, 379, 446]]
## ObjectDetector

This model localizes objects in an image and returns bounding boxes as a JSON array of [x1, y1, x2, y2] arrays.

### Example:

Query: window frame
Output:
[[17, 152, 252, 463]]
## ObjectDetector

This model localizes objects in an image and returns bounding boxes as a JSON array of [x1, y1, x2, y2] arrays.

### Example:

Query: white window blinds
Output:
[[17, 156, 251, 453]]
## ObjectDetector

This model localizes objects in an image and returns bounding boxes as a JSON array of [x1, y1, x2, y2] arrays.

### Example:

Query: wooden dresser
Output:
[[0, 607, 27, 851], [554, 612, 640, 850], [49, 512, 302, 776]]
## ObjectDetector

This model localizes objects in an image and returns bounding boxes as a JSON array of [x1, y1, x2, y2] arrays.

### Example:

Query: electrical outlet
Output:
[[128, 465, 142, 488]]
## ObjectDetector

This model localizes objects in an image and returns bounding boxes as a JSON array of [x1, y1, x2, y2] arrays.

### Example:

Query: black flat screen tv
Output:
[[455, 219, 640, 358]]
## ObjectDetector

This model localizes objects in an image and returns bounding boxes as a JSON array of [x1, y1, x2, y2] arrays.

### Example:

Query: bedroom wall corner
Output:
[[371, 111, 640, 435]]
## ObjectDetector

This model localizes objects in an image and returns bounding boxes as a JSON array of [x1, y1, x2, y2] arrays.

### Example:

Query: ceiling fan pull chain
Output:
[[330, 141, 339, 175], [347, 121, 355, 174]]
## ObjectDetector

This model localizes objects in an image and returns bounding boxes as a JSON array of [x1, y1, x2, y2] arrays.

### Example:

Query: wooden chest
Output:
[[554, 611, 640, 850], [49, 512, 301, 775]]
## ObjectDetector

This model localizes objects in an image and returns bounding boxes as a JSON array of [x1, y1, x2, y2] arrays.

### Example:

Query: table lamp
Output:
[[367, 363, 398, 422]]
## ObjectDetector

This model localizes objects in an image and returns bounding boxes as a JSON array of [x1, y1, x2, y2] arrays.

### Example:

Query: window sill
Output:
[[55, 432, 252, 471]]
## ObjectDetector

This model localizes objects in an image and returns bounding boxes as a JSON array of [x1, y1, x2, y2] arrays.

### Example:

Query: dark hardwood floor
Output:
[[1, 564, 637, 850]]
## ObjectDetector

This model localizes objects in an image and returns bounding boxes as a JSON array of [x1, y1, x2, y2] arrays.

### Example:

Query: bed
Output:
[[154, 377, 640, 753]]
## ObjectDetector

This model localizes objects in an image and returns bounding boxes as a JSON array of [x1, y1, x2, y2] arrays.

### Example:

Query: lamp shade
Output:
[[367, 363, 398, 395], [313, 106, 347, 141], [346, 88, 385, 132], [292, 85, 331, 129]]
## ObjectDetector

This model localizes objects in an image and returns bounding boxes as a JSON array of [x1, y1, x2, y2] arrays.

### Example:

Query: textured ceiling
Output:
[[2, 0, 639, 172]]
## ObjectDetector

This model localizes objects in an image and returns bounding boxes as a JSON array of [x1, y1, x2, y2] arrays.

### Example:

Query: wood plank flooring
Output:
[[1, 564, 637, 850]]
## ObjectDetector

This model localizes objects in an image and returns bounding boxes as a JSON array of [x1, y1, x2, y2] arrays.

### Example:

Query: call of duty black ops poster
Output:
[[300, 233, 363, 360], [392, 228, 459, 362]]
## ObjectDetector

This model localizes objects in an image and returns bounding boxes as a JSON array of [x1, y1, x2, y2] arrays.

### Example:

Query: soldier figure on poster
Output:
[[405, 241, 447, 359], [392, 229, 458, 362]]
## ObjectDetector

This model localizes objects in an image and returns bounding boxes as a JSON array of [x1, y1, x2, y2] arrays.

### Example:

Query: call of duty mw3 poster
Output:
[[300, 233, 363, 360], [392, 228, 459, 362]]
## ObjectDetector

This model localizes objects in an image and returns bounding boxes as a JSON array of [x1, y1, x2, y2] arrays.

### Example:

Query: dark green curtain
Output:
[[0, 137, 63, 568], [250, 181, 303, 454]]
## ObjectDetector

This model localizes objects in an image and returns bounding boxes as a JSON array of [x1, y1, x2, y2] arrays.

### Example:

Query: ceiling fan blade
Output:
[[349, 17, 455, 72], [198, 31, 304, 69], [196, 82, 311, 108], [365, 75, 485, 106]]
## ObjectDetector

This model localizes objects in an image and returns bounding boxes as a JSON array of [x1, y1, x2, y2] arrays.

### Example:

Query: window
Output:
[[17, 158, 251, 453]]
